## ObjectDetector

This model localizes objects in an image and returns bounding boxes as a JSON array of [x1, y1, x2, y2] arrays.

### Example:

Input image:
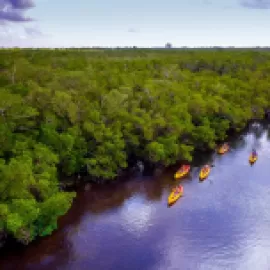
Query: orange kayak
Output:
[[199, 165, 211, 180], [168, 185, 184, 205], [249, 154, 258, 164], [174, 165, 191, 179], [218, 144, 229, 154]]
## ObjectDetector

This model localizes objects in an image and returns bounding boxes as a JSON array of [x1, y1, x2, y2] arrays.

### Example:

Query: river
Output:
[[1, 122, 270, 270]]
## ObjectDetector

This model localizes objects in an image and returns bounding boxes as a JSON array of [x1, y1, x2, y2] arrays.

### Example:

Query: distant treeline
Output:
[[2, 46, 270, 50], [0, 49, 270, 246]]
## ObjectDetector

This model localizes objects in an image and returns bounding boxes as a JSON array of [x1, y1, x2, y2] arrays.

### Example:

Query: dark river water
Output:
[[1, 122, 270, 270]]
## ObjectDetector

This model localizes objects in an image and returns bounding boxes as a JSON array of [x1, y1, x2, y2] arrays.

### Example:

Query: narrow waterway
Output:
[[1, 122, 270, 270]]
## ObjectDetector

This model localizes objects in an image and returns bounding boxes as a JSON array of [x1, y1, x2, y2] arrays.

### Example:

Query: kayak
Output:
[[199, 165, 211, 180], [249, 154, 258, 164], [218, 144, 229, 155], [168, 185, 183, 205], [174, 165, 191, 179]]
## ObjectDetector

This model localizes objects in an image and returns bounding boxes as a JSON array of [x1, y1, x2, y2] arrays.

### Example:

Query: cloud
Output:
[[240, 0, 270, 9], [24, 26, 41, 37], [0, 10, 32, 22], [0, 23, 44, 47], [128, 28, 139, 33], [9, 0, 35, 9], [0, 0, 35, 22]]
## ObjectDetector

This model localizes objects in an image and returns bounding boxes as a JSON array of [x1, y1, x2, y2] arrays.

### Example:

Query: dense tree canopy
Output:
[[1, 48, 270, 245]]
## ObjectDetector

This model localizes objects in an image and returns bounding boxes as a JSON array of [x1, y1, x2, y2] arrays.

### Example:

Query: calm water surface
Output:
[[1, 122, 270, 270]]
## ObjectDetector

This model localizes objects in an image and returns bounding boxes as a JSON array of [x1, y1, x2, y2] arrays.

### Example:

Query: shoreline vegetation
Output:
[[1, 48, 270, 249]]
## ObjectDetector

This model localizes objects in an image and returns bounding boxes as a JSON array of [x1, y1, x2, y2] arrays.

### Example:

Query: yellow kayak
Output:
[[199, 165, 211, 180], [249, 154, 258, 164], [168, 186, 183, 205], [174, 165, 191, 179], [218, 144, 229, 155]]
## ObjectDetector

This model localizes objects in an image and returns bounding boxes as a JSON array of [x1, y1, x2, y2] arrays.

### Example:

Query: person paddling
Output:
[[174, 187, 180, 194], [204, 165, 210, 172], [252, 148, 257, 157]]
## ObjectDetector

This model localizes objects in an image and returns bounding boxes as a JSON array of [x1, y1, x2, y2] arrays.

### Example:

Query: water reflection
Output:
[[2, 122, 270, 270]]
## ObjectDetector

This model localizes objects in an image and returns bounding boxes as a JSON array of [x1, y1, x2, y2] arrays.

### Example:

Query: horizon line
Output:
[[1, 46, 270, 50]]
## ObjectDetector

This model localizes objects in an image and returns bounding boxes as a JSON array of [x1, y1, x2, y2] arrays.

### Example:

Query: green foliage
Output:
[[1, 48, 270, 245], [36, 192, 75, 237]]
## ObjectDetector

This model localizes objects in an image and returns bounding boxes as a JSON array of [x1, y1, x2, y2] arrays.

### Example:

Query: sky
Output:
[[1, 0, 270, 47]]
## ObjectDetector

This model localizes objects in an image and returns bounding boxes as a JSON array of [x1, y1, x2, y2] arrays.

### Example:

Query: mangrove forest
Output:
[[0, 48, 270, 247]]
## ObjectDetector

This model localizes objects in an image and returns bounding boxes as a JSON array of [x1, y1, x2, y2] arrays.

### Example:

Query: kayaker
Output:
[[204, 165, 210, 172], [252, 148, 257, 157]]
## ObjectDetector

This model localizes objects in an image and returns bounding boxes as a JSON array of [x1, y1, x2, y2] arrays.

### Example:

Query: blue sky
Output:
[[1, 0, 270, 47]]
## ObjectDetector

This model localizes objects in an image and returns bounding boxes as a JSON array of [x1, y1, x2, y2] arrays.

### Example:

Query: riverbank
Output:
[[1, 121, 270, 269], [0, 119, 264, 251], [59, 118, 264, 189], [0, 131, 229, 250], [0, 119, 260, 250]]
